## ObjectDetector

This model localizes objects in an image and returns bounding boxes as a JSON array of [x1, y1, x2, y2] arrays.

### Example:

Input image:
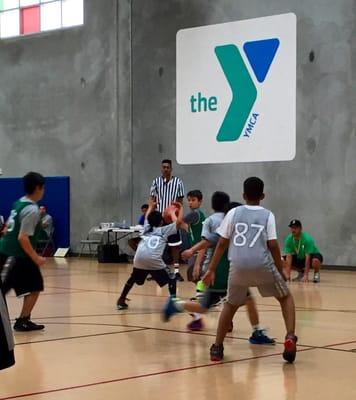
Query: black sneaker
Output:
[[210, 344, 224, 362], [175, 272, 184, 282], [116, 301, 128, 310], [14, 318, 45, 332], [283, 334, 298, 363]]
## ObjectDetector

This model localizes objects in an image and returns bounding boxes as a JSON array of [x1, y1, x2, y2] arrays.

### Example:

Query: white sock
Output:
[[174, 263, 179, 274], [252, 324, 260, 331], [193, 313, 201, 321], [174, 300, 185, 312]]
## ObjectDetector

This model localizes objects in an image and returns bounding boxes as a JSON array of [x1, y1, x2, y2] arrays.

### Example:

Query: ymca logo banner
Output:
[[176, 13, 296, 164]]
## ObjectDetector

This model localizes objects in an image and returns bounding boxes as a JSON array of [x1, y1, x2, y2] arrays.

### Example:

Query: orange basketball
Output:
[[163, 204, 179, 224]]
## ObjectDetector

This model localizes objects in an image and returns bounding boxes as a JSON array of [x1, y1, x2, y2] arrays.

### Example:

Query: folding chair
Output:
[[79, 227, 103, 257], [36, 227, 56, 256]]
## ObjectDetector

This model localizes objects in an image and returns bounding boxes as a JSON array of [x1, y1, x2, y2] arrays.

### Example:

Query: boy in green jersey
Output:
[[284, 219, 323, 283], [0, 172, 46, 331]]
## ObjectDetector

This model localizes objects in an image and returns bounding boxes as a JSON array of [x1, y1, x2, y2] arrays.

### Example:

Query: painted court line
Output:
[[0, 348, 315, 400], [15, 328, 148, 346]]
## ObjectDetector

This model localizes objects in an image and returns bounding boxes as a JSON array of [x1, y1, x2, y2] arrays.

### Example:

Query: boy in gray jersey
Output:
[[204, 177, 297, 363], [116, 200, 183, 310]]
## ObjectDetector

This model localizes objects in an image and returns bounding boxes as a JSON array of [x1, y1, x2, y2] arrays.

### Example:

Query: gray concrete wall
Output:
[[0, 0, 355, 264], [131, 0, 356, 266], [0, 0, 123, 251]]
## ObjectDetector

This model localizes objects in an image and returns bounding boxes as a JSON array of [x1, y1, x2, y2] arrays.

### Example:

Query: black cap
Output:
[[289, 219, 302, 228]]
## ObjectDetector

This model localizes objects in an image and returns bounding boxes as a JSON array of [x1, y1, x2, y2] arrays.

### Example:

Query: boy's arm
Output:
[[202, 237, 230, 286], [267, 240, 285, 277], [192, 248, 206, 281], [18, 233, 45, 267], [181, 238, 212, 260], [171, 202, 184, 228], [145, 199, 157, 220]]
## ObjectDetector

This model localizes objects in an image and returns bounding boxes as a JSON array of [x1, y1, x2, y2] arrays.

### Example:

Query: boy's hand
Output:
[[172, 202, 182, 209], [149, 198, 157, 209], [35, 256, 46, 267], [202, 269, 215, 287], [181, 249, 193, 260]]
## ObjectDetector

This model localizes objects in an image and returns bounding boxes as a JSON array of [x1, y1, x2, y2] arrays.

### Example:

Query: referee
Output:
[[150, 159, 185, 281]]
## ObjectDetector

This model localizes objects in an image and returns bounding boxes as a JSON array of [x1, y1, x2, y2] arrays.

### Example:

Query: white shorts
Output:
[[227, 264, 289, 306]]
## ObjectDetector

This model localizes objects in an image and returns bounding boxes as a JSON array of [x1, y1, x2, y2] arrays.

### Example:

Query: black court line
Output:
[[0, 347, 315, 400], [15, 328, 148, 346]]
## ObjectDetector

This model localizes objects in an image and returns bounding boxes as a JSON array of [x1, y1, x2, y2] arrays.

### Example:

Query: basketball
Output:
[[162, 204, 179, 224]]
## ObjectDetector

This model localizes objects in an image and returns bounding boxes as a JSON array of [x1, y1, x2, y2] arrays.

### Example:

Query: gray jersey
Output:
[[201, 212, 225, 272], [218, 206, 276, 271], [134, 223, 177, 270]]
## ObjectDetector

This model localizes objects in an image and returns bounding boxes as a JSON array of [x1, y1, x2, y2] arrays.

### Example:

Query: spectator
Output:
[[284, 219, 323, 283], [39, 205, 53, 238]]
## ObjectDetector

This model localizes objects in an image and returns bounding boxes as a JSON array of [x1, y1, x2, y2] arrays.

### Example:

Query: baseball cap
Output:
[[288, 219, 302, 228]]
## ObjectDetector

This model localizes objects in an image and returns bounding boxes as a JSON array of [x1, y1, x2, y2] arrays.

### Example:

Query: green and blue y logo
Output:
[[215, 38, 280, 142], [189, 38, 280, 142]]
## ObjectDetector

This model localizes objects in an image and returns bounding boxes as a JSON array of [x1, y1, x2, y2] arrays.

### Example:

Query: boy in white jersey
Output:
[[204, 177, 297, 363], [116, 199, 183, 310]]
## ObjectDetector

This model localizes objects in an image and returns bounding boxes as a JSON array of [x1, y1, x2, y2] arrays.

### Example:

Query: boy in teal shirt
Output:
[[0, 172, 46, 331], [284, 219, 323, 283]]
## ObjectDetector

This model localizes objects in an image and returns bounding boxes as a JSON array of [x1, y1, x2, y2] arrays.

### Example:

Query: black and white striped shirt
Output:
[[150, 176, 185, 213]]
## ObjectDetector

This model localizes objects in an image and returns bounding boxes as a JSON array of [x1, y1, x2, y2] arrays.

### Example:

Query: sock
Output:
[[168, 278, 177, 297], [193, 313, 201, 321], [196, 280, 205, 293], [252, 324, 261, 331], [174, 263, 179, 274], [174, 300, 185, 312]]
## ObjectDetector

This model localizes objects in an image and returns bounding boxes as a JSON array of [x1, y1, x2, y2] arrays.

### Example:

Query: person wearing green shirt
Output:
[[284, 219, 323, 283], [0, 172, 46, 331]]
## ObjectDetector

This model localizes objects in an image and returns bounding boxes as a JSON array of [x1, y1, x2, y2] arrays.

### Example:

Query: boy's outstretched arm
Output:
[[267, 239, 285, 277], [171, 202, 184, 228], [202, 237, 229, 286]]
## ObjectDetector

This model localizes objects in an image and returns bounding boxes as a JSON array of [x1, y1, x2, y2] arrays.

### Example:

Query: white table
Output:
[[94, 226, 143, 247]]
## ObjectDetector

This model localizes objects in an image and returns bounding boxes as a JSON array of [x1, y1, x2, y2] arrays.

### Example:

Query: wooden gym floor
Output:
[[1, 258, 356, 399]]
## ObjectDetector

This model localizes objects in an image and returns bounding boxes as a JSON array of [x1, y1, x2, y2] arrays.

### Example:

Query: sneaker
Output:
[[249, 329, 276, 345], [292, 271, 304, 282], [228, 321, 234, 333], [14, 317, 45, 332], [175, 272, 184, 282], [147, 276, 153, 281], [162, 296, 180, 322], [210, 344, 224, 362], [283, 334, 298, 363], [116, 301, 128, 310], [187, 318, 204, 331], [313, 273, 320, 283]]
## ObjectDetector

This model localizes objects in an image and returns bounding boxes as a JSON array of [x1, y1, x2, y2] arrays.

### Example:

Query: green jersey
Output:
[[184, 209, 205, 246], [284, 232, 320, 260], [210, 250, 229, 291], [0, 197, 41, 258]]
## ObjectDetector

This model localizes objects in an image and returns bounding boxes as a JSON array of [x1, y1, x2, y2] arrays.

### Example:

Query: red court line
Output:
[[15, 328, 148, 346], [0, 348, 315, 400]]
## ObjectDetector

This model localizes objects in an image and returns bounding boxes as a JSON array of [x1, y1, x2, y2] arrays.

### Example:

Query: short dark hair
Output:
[[147, 211, 163, 228], [211, 191, 230, 212], [141, 204, 149, 210], [161, 159, 172, 166], [187, 190, 203, 201], [23, 172, 45, 195], [244, 177, 264, 201], [225, 201, 242, 214]]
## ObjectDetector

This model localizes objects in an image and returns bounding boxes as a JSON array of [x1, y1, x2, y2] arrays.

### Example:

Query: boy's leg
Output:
[[117, 268, 147, 309], [12, 258, 45, 331], [215, 302, 239, 345], [276, 293, 296, 335], [245, 292, 275, 345]]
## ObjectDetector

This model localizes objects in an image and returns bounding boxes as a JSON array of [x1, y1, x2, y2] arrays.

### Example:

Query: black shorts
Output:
[[200, 289, 251, 310], [167, 231, 182, 247], [0, 284, 15, 370], [130, 267, 172, 287], [0, 254, 44, 297], [286, 253, 324, 270]]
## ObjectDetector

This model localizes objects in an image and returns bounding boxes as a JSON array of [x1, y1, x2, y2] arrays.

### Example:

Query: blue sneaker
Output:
[[249, 329, 276, 345], [162, 296, 180, 322]]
